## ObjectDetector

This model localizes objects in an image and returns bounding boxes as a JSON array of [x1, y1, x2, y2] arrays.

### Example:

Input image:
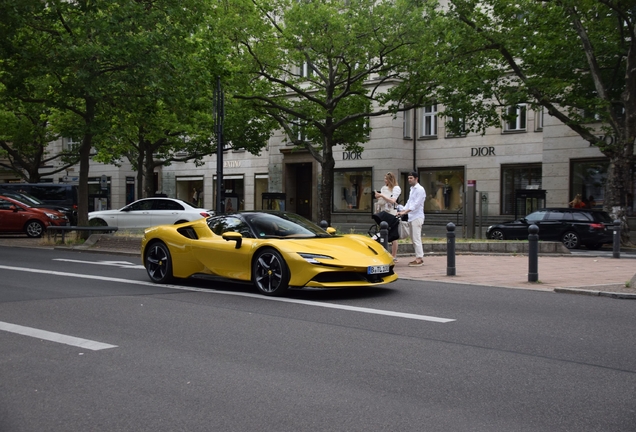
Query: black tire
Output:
[[89, 218, 108, 227], [145, 242, 173, 283], [561, 231, 581, 249], [25, 220, 44, 238], [490, 229, 505, 240], [252, 248, 290, 296]]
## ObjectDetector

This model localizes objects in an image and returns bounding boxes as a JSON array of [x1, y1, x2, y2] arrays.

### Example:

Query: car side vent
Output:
[[368, 245, 378, 255], [177, 226, 198, 240]]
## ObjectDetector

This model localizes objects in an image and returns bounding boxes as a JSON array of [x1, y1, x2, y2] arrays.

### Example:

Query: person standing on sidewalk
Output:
[[397, 171, 426, 267]]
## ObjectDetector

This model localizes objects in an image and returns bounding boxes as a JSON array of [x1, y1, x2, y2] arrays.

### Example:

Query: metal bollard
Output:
[[528, 224, 539, 282], [613, 219, 621, 259], [319, 220, 328, 230], [446, 222, 456, 276], [379, 221, 390, 252]]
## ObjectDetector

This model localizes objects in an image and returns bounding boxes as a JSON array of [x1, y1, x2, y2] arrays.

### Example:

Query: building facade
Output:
[[2, 105, 634, 226]]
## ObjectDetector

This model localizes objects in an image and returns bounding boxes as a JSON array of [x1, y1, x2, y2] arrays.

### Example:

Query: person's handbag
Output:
[[398, 219, 411, 239]]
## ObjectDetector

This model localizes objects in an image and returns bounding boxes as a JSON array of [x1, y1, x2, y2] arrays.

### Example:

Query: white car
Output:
[[89, 198, 210, 229]]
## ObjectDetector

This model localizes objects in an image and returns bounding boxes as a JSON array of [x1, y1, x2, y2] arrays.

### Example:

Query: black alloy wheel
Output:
[[252, 248, 290, 296], [145, 242, 173, 283], [561, 231, 581, 249], [490, 229, 505, 240]]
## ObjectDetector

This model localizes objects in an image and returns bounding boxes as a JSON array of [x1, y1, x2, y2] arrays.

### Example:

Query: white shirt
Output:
[[404, 182, 425, 221], [379, 185, 401, 214]]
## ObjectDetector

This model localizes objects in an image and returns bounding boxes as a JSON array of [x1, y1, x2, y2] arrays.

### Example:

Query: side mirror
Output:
[[222, 231, 243, 249], [326, 227, 336, 235]]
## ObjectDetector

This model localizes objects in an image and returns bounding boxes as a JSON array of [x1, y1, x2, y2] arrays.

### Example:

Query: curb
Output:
[[554, 287, 636, 299]]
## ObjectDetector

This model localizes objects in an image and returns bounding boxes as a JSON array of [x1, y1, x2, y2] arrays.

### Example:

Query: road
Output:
[[1, 247, 635, 431]]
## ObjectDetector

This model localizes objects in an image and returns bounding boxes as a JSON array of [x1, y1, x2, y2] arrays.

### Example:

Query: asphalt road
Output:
[[1, 247, 635, 431]]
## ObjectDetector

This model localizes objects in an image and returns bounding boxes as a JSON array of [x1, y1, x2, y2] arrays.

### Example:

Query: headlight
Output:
[[298, 253, 334, 264], [45, 213, 59, 219]]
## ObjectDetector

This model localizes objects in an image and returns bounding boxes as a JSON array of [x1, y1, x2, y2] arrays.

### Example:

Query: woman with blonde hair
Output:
[[374, 172, 402, 261], [569, 194, 585, 209]]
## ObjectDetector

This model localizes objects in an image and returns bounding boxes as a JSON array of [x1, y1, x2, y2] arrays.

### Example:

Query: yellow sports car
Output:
[[141, 211, 397, 296]]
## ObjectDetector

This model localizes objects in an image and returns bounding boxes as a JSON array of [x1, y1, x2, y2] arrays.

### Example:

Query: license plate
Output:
[[368, 265, 389, 275]]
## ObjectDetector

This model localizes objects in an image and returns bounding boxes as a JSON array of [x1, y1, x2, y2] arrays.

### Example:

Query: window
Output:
[[535, 108, 544, 131], [290, 120, 307, 144], [208, 216, 253, 238], [419, 167, 464, 212], [570, 158, 608, 209], [299, 62, 315, 78], [332, 169, 373, 212], [501, 163, 542, 215], [504, 104, 527, 132], [419, 105, 437, 138], [403, 109, 413, 139], [445, 116, 466, 137]]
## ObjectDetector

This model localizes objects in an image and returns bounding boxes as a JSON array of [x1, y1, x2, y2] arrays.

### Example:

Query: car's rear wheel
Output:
[[561, 231, 581, 249], [490, 229, 505, 240], [253, 248, 289, 296], [145, 242, 173, 283], [25, 220, 44, 238]]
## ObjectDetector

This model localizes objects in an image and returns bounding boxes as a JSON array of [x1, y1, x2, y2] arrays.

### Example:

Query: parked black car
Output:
[[486, 208, 614, 249]]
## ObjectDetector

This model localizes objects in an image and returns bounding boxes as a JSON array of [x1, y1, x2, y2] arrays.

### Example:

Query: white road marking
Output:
[[53, 258, 145, 269], [0, 321, 117, 351], [0, 265, 455, 323]]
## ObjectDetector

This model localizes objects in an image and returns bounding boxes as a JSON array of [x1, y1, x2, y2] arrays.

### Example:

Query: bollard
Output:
[[528, 224, 539, 282], [613, 219, 621, 259], [379, 221, 390, 252], [319, 220, 328, 230], [446, 222, 456, 276]]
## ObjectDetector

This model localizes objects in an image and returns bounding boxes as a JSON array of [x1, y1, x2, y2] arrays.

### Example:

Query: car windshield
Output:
[[244, 212, 333, 238]]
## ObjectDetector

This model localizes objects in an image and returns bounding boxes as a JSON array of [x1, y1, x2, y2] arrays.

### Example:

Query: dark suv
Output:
[[486, 208, 614, 249]]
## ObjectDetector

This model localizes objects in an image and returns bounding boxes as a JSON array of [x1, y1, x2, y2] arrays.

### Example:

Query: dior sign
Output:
[[343, 151, 362, 160], [471, 147, 496, 156]]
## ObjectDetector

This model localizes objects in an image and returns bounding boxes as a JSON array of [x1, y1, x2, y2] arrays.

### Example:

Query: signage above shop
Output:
[[471, 146, 496, 157], [224, 160, 241, 168], [343, 151, 362, 160]]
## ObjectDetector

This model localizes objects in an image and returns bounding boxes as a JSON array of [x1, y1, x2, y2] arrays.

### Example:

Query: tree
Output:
[[430, 0, 635, 243], [0, 0, 213, 226], [0, 100, 79, 182], [225, 0, 428, 223]]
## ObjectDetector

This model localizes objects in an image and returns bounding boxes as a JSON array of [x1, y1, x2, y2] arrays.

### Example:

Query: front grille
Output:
[[312, 269, 395, 284]]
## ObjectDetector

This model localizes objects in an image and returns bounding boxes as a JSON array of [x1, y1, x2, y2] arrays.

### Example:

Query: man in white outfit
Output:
[[397, 171, 426, 266]]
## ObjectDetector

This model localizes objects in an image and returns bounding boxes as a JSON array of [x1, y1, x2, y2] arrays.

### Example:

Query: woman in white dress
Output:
[[374, 172, 401, 261]]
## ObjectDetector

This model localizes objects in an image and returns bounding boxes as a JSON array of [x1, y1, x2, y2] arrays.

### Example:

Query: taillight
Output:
[[200, 212, 210, 217], [590, 223, 604, 229]]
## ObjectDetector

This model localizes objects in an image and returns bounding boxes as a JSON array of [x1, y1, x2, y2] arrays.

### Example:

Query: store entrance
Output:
[[290, 163, 312, 220]]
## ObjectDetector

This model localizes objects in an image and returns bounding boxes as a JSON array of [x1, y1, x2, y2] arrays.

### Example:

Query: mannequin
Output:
[[442, 178, 452, 209]]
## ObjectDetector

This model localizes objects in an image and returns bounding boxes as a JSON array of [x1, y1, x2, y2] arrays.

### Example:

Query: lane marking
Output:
[[0, 321, 117, 351], [0, 265, 455, 323], [53, 258, 145, 269]]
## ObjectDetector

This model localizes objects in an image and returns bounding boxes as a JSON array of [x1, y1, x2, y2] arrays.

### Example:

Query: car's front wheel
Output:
[[561, 231, 581, 249], [89, 218, 107, 227], [252, 248, 290, 296], [145, 242, 173, 283], [25, 220, 44, 238], [489, 229, 505, 240]]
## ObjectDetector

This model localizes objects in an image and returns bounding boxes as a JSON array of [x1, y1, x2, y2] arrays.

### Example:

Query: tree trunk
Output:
[[605, 154, 633, 245], [143, 144, 155, 198], [318, 137, 335, 225]]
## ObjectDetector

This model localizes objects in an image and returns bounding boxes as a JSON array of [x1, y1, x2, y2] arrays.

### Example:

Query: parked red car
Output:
[[0, 195, 69, 237]]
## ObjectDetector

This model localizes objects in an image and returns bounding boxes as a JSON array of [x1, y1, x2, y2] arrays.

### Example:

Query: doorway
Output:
[[289, 162, 313, 219]]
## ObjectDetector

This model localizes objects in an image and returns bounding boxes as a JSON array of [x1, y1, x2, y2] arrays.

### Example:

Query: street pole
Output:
[[214, 76, 225, 214]]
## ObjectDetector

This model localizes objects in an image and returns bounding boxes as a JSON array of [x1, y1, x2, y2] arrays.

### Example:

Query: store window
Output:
[[501, 163, 542, 214], [254, 174, 268, 210], [419, 167, 464, 213], [88, 176, 110, 211], [570, 159, 608, 209], [333, 168, 373, 212], [176, 176, 204, 208], [213, 175, 244, 212]]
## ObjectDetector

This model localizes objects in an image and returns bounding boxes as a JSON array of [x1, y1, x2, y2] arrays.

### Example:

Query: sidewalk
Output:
[[1, 234, 635, 298]]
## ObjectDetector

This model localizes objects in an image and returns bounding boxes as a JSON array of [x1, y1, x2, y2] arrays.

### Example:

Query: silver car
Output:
[[89, 198, 210, 229]]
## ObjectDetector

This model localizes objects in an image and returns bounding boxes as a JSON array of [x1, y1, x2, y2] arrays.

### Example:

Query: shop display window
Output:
[[333, 169, 373, 212], [501, 164, 542, 214], [419, 168, 464, 213]]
